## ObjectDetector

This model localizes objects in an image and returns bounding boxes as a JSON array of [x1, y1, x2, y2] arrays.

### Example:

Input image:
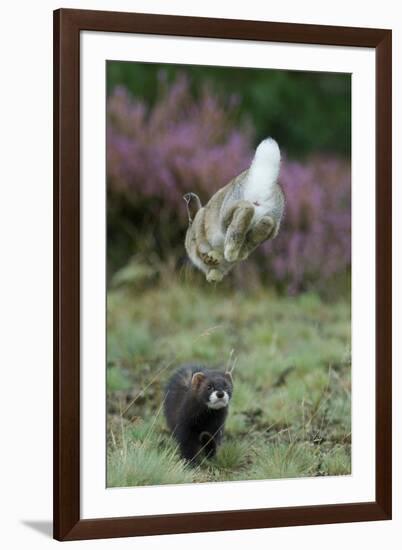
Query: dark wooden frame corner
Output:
[[54, 8, 392, 541]]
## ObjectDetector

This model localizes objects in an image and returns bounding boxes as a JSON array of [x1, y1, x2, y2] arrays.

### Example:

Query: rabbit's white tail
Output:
[[244, 138, 281, 203]]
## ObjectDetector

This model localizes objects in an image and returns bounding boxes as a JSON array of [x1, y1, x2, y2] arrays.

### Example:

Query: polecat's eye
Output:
[[207, 384, 213, 390]]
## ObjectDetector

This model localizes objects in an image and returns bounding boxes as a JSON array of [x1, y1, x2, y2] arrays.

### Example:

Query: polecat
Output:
[[164, 365, 234, 463]]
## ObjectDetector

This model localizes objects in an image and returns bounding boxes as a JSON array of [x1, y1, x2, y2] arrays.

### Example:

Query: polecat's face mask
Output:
[[206, 387, 231, 410], [192, 371, 233, 409]]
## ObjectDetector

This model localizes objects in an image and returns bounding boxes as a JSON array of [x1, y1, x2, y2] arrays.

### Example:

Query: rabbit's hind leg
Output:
[[238, 215, 276, 260], [224, 201, 254, 262], [194, 211, 223, 266]]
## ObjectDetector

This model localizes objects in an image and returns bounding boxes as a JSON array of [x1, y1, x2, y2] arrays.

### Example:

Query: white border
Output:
[[81, 31, 376, 519]]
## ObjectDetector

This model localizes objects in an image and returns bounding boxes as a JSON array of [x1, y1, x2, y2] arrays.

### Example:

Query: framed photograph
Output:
[[54, 8, 392, 541]]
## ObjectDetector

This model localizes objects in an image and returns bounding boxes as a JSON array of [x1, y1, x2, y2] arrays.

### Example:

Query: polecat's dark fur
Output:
[[164, 365, 233, 462]]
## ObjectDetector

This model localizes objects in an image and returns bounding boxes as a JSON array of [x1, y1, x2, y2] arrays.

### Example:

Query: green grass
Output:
[[107, 278, 351, 487]]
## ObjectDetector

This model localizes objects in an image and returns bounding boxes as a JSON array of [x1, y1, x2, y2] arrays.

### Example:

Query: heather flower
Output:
[[263, 156, 351, 292], [107, 77, 351, 293], [107, 76, 252, 212]]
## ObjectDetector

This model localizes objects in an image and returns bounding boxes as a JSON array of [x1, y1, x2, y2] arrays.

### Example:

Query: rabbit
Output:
[[184, 137, 285, 282]]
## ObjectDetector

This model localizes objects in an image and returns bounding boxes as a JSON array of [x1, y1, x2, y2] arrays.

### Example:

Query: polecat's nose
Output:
[[216, 391, 224, 399]]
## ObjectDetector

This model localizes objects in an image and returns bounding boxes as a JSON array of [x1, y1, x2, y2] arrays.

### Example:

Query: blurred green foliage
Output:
[[107, 61, 351, 157]]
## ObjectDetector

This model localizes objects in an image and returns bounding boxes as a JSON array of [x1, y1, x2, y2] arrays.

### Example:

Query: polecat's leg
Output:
[[238, 215, 276, 260], [199, 431, 217, 459], [223, 201, 254, 262], [178, 436, 201, 463]]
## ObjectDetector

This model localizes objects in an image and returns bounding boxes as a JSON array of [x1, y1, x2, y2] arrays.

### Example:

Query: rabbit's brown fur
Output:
[[184, 138, 285, 282]]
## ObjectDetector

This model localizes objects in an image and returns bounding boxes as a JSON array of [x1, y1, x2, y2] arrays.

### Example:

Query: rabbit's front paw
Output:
[[202, 249, 223, 266], [206, 269, 223, 283]]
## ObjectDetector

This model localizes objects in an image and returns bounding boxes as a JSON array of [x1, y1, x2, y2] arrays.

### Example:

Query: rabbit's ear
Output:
[[183, 193, 202, 224]]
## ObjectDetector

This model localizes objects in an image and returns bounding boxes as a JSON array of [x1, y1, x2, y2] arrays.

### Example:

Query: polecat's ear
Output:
[[224, 371, 233, 383], [191, 372, 206, 390]]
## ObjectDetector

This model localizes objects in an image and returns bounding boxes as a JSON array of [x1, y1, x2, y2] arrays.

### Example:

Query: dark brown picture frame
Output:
[[53, 8, 392, 541]]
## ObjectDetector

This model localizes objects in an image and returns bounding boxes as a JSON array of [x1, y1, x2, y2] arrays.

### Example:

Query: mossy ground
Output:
[[107, 274, 351, 487]]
